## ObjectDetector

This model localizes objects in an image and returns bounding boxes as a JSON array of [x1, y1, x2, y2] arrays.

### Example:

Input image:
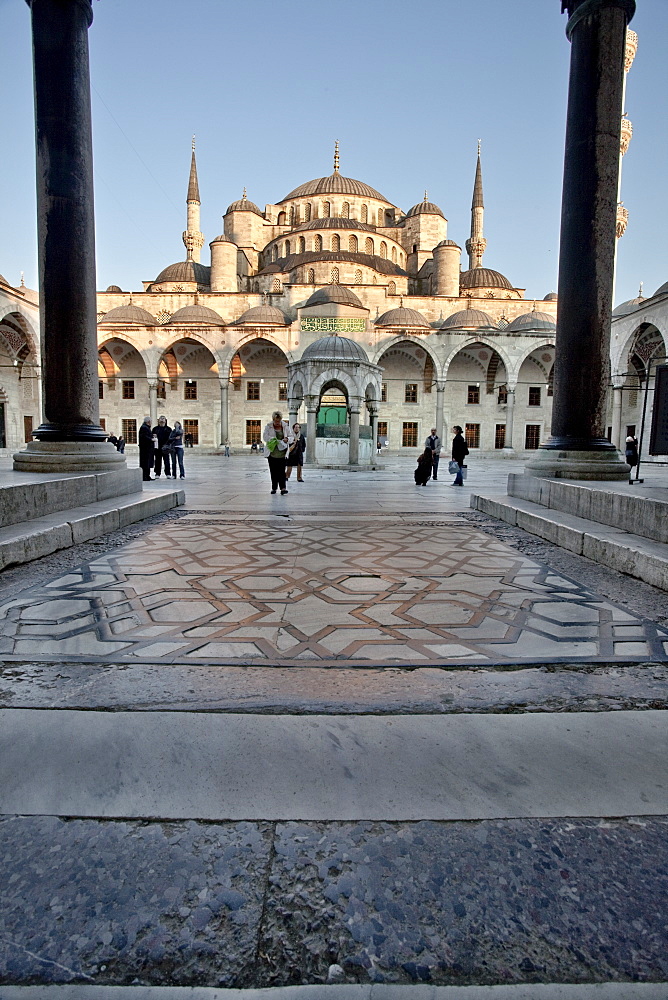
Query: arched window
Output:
[[272, 246, 278, 262], [323, 201, 331, 217], [330, 267, 339, 284], [298, 236, 306, 254], [272, 278, 281, 293], [307, 268, 315, 284], [349, 235, 358, 252], [342, 202, 350, 218], [365, 237, 374, 254], [380, 241, 387, 259], [378, 208, 384, 225], [391, 246, 397, 262], [331, 234, 340, 251], [277, 211, 286, 226], [304, 203, 311, 221], [314, 234, 322, 252], [355, 269, 362, 285], [293, 205, 300, 224], [289, 206, 295, 226], [284, 240, 290, 256], [361, 205, 368, 223], [388, 281, 396, 295]]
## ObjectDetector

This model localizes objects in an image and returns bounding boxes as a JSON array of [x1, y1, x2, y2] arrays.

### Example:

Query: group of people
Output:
[[137, 416, 186, 482], [262, 412, 306, 494], [415, 426, 469, 487]]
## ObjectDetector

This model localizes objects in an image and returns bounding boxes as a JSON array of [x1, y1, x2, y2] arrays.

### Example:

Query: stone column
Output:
[[148, 381, 158, 428], [369, 408, 378, 453], [219, 380, 229, 445], [14, 0, 123, 473], [288, 401, 299, 429], [611, 382, 624, 449], [435, 382, 445, 442], [526, 0, 634, 480], [349, 406, 360, 465], [305, 399, 317, 464], [502, 387, 516, 454]]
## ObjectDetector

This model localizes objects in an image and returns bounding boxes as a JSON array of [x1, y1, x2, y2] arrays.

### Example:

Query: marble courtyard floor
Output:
[[1, 455, 667, 991]]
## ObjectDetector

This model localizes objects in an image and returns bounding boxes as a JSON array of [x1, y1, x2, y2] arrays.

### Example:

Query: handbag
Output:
[[448, 459, 459, 474], [461, 465, 468, 480]]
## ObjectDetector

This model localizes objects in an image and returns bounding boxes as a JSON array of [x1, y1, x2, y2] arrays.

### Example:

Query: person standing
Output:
[[262, 411, 294, 495], [168, 421, 186, 479], [152, 415, 172, 478], [414, 446, 433, 486], [451, 425, 469, 487], [425, 427, 441, 480], [285, 422, 306, 482], [625, 434, 639, 484], [223, 439, 231, 457], [138, 416, 155, 481]]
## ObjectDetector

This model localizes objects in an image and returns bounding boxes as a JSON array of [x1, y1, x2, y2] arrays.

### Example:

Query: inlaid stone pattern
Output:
[[0, 519, 666, 665]]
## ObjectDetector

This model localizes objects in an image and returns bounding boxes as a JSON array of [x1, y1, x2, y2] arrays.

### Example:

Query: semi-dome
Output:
[[154, 260, 211, 285], [376, 306, 430, 328], [282, 173, 388, 202], [505, 310, 557, 333], [405, 197, 445, 219], [169, 304, 225, 326], [543, 291, 558, 301], [301, 335, 369, 363], [304, 286, 365, 309], [105, 284, 123, 293], [225, 195, 263, 216], [460, 267, 513, 291], [440, 308, 497, 331], [235, 305, 288, 326], [98, 304, 157, 326]]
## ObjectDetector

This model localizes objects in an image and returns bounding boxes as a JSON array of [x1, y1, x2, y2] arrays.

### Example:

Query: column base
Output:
[[524, 448, 630, 481], [501, 446, 517, 458], [13, 440, 127, 473]]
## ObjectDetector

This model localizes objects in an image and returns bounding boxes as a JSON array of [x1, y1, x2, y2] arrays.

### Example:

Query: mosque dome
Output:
[[225, 195, 264, 216], [405, 197, 445, 219], [282, 173, 388, 202], [543, 291, 558, 301], [304, 286, 365, 309], [301, 335, 369, 363], [652, 281, 668, 297], [169, 304, 225, 326], [460, 267, 513, 291], [440, 308, 497, 331], [98, 304, 157, 325], [293, 217, 376, 233], [435, 239, 461, 249], [612, 293, 647, 317], [154, 260, 211, 285], [376, 306, 430, 329], [505, 311, 557, 333], [235, 305, 288, 326], [210, 233, 236, 244], [105, 285, 123, 293]]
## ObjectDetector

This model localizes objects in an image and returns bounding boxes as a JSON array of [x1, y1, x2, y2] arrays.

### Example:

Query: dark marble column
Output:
[[527, 0, 635, 479]]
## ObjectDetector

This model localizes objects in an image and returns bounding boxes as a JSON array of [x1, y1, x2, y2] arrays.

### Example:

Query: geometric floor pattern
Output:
[[1, 517, 667, 666]]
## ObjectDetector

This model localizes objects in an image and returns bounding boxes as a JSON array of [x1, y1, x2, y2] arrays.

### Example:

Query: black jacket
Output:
[[152, 423, 172, 448], [452, 433, 469, 464], [138, 422, 154, 452]]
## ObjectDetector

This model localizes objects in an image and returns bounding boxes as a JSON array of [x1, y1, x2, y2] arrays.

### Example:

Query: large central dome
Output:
[[282, 172, 389, 203]]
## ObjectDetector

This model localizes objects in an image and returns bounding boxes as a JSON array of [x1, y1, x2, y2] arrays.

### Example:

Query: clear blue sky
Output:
[[2, 0, 666, 306]]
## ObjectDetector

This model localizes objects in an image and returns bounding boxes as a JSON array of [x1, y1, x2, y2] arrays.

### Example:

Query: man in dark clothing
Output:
[[138, 416, 155, 481], [425, 427, 441, 480], [451, 425, 469, 486], [152, 415, 172, 477]]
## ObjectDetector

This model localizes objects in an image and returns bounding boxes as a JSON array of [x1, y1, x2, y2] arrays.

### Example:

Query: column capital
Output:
[[564, 0, 635, 40]]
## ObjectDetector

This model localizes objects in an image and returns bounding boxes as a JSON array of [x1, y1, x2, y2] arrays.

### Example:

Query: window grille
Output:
[[122, 379, 135, 400], [307, 268, 315, 284], [388, 281, 396, 295], [528, 386, 541, 406], [467, 385, 480, 405], [183, 419, 199, 445], [246, 419, 261, 445], [361, 205, 368, 223], [465, 423, 480, 448], [380, 242, 387, 259], [331, 234, 340, 251], [98, 381, 104, 399], [495, 424, 506, 449], [402, 422, 418, 447], [330, 267, 339, 284], [405, 383, 418, 404], [349, 235, 358, 252], [355, 270, 362, 284], [381, 382, 387, 402], [278, 382, 288, 401], [365, 237, 374, 254], [247, 381, 260, 401], [314, 235, 322, 252], [184, 380, 198, 400], [298, 237, 306, 254], [342, 202, 350, 218], [122, 418, 137, 444], [525, 424, 541, 449]]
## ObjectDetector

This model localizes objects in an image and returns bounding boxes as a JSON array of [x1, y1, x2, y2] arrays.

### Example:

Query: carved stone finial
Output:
[[242, 186, 247, 200], [192, 134, 196, 152], [424, 190, 428, 202], [20, 271, 25, 287], [639, 281, 643, 297], [477, 138, 482, 156], [333, 140, 340, 174]]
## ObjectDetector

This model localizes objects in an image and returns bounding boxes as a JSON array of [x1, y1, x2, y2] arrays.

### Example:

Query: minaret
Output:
[[465, 140, 487, 270], [183, 136, 205, 263]]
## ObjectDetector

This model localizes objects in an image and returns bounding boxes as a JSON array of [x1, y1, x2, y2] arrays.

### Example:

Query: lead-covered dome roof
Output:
[[653, 280, 668, 297], [301, 335, 369, 363], [225, 195, 263, 216], [304, 286, 365, 309], [376, 306, 430, 328], [282, 173, 388, 202], [460, 267, 513, 291], [98, 303, 157, 325], [169, 304, 225, 326], [505, 310, 556, 332], [292, 217, 377, 233], [154, 260, 211, 285], [235, 305, 288, 326], [440, 308, 497, 330], [405, 198, 445, 219]]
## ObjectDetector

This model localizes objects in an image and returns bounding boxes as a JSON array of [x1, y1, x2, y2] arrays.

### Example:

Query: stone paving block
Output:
[[0, 816, 271, 987]]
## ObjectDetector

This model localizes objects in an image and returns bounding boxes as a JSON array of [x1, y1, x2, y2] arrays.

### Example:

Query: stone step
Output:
[[0, 467, 143, 528], [469, 490, 668, 590], [0, 489, 184, 570]]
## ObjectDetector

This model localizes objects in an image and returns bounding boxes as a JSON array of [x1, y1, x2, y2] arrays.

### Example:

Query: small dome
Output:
[[154, 260, 211, 285], [293, 217, 376, 233], [235, 305, 288, 326], [169, 304, 225, 326], [210, 233, 236, 245], [304, 286, 365, 309], [435, 239, 461, 250], [301, 335, 369, 363], [543, 291, 558, 301], [505, 310, 557, 333], [652, 280, 668, 297], [0, 274, 11, 287], [440, 308, 497, 331], [612, 294, 646, 317], [98, 304, 157, 326], [376, 306, 430, 329], [406, 198, 445, 219], [282, 174, 387, 202], [105, 284, 123, 293], [460, 267, 513, 291], [225, 196, 263, 216]]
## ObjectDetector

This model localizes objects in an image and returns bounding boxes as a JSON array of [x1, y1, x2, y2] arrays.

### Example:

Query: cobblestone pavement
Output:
[[1, 457, 667, 990]]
